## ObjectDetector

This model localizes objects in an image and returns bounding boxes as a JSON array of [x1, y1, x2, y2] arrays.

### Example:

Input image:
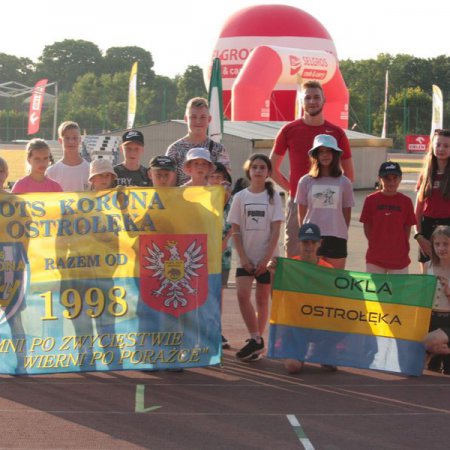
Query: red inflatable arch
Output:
[[207, 5, 349, 128]]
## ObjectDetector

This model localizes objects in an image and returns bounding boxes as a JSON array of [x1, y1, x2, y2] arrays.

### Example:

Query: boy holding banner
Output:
[[268, 223, 334, 373], [114, 130, 151, 187]]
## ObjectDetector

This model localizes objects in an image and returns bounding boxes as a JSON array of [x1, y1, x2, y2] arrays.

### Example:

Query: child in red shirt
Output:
[[360, 162, 416, 274]]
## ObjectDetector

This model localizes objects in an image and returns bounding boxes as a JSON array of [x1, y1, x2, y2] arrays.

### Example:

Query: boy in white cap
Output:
[[89, 158, 117, 190], [181, 148, 216, 187]]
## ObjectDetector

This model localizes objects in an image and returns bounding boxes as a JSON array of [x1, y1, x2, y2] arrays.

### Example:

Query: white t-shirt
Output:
[[426, 263, 450, 312], [295, 175, 354, 240], [227, 188, 284, 266], [46, 159, 90, 192]]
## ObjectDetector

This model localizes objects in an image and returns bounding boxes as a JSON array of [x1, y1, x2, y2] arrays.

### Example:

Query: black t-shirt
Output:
[[114, 164, 152, 187]]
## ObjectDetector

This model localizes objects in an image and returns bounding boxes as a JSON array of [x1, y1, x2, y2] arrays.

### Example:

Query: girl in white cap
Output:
[[89, 158, 117, 190], [295, 134, 354, 269]]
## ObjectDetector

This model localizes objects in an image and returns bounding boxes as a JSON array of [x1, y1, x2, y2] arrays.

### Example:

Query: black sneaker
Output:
[[222, 335, 231, 349], [321, 364, 338, 372], [244, 353, 263, 362], [236, 338, 264, 361]]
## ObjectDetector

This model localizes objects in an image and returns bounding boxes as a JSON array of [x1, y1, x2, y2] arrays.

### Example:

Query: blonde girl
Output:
[[423, 226, 450, 374]]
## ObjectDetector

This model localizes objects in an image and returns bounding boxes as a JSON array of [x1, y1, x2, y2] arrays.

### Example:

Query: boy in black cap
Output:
[[114, 130, 151, 187], [147, 155, 177, 187], [360, 161, 416, 274], [267, 223, 335, 374]]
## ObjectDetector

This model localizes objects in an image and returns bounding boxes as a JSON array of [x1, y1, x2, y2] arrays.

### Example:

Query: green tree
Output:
[[62, 72, 130, 133], [144, 75, 178, 123], [36, 39, 103, 91], [0, 53, 36, 112], [175, 65, 207, 117], [0, 53, 34, 84], [380, 87, 431, 148], [103, 46, 155, 87]]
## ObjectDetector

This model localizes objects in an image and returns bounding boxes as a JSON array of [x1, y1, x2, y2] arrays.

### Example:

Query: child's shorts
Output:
[[317, 236, 347, 259], [236, 268, 271, 284]]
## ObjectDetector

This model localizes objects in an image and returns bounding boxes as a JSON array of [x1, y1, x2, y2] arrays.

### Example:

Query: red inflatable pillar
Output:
[[231, 46, 282, 121], [322, 69, 349, 129]]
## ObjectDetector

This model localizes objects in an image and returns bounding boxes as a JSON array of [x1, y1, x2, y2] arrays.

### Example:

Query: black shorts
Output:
[[236, 268, 271, 284], [317, 236, 348, 259], [419, 216, 450, 263]]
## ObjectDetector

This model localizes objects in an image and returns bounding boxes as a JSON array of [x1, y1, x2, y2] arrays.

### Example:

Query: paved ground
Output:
[[4, 170, 449, 450]]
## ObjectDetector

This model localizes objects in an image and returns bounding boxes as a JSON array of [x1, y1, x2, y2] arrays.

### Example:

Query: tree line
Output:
[[0, 39, 448, 148], [340, 54, 450, 146], [0, 39, 207, 140]]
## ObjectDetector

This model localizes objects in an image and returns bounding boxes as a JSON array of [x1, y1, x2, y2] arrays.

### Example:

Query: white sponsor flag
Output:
[[208, 58, 223, 143], [127, 62, 138, 129], [431, 85, 443, 134], [381, 70, 389, 138]]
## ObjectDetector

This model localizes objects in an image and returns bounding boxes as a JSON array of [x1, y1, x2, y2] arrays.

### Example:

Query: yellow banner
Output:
[[271, 290, 430, 341], [2, 186, 223, 284]]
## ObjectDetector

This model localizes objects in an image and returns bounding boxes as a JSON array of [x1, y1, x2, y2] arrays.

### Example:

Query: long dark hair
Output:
[[308, 148, 342, 178], [418, 129, 450, 200], [243, 153, 275, 203]]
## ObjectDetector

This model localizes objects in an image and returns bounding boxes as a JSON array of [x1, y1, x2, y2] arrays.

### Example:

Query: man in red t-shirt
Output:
[[269, 81, 354, 257]]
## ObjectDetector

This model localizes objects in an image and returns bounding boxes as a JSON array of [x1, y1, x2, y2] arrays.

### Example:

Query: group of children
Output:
[[226, 128, 450, 376], [2, 121, 450, 376]]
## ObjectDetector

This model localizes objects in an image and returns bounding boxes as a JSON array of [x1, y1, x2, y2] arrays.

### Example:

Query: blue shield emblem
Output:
[[0, 243, 29, 324]]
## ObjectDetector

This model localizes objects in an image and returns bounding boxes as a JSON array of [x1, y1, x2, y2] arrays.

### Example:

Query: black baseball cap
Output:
[[378, 161, 402, 177], [122, 129, 144, 146], [149, 155, 176, 171]]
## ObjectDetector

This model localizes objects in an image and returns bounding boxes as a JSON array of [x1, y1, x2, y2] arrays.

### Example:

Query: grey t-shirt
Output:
[[165, 138, 230, 186], [113, 164, 151, 187]]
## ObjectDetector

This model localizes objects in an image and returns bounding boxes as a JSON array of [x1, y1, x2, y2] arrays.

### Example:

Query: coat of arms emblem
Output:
[[0, 242, 29, 324], [139, 235, 208, 316]]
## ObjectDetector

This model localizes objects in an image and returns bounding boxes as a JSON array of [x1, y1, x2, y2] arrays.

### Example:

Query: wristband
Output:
[[414, 233, 424, 240]]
